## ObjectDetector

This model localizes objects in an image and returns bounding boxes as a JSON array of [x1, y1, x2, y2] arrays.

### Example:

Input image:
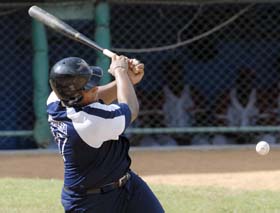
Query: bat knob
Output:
[[28, 6, 38, 17]]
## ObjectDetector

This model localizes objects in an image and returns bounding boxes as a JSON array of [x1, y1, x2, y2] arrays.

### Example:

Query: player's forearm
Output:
[[114, 69, 139, 122], [97, 81, 117, 104]]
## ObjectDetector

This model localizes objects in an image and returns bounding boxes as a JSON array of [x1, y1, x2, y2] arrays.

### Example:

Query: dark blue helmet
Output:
[[49, 57, 103, 107]]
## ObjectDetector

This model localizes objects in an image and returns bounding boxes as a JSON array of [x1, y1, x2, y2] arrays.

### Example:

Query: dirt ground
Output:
[[1, 146, 280, 191]]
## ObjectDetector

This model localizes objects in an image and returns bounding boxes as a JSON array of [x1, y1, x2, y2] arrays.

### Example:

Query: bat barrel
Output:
[[29, 6, 78, 38], [28, 6, 116, 58]]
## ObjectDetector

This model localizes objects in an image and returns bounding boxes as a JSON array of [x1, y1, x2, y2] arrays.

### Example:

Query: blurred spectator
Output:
[[152, 59, 209, 145], [163, 59, 210, 145], [214, 67, 276, 144], [213, 68, 258, 144], [227, 68, 259, 127], [162, 60, 195, 128]]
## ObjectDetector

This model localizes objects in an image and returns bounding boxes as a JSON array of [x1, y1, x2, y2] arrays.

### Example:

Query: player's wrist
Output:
[[114, 67, 127, 73], [114, 69, 128, 77]]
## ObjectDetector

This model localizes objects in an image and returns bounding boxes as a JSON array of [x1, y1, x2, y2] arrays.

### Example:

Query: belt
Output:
[[64, 172, 131, 195]]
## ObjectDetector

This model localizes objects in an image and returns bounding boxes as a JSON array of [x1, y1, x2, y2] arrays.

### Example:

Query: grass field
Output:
[[1, 178, 280, 213]]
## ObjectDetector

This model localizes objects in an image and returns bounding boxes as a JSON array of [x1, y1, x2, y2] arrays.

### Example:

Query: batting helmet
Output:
[[49, 57, 103, 107]]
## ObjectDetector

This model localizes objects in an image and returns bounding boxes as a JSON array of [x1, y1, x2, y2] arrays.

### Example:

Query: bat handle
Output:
[[103, 49, 116, 58]]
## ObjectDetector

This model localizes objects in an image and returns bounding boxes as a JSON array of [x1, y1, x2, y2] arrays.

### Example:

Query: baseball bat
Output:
[[28, 5, 115, 58]]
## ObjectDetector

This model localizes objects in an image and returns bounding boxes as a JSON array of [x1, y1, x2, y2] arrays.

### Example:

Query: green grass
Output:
[[0, 178, 63, 213], [153, 185, 280, 213], [1, 178, 280, 213]]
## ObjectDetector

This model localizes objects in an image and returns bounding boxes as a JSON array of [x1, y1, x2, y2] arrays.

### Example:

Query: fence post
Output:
[[94, 1, 111, 85], [32, 19, 50, 148]]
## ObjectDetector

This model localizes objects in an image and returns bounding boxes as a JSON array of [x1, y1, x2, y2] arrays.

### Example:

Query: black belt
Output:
[[64, 172, 131, 195]]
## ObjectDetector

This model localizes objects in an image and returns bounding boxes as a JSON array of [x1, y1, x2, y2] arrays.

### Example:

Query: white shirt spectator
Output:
[[163, 85, 194, 127], [226, 88, 259, 126]]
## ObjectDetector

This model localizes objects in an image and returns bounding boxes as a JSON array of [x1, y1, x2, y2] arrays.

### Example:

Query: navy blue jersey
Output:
[[47, 92, 132, 190]]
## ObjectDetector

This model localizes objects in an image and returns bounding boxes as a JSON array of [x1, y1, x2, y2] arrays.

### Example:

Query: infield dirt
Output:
[[0, 147, 280, 190]]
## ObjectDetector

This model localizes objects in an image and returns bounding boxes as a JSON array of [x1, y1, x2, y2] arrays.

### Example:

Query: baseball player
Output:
[[47, 55, 164, 212]]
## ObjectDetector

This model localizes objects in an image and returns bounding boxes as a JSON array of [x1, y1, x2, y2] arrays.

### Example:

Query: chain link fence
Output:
[[0, 1, 279, 148], [0, 8, 35, 149], [110, 2, 280, 145]]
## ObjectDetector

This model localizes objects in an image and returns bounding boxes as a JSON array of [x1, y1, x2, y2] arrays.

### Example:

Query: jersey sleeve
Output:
[[111, 103, 131, 129], [83, 102, 131, 129], [66, 102, 131, 148]]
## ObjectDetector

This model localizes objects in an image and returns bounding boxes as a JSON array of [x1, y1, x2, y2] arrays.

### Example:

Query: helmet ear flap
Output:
[[84, 66, 103, 90]]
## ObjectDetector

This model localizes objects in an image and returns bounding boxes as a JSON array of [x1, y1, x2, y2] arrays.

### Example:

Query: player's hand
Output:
[[108, 55, 128, 77], [128, 59, 144, 85]]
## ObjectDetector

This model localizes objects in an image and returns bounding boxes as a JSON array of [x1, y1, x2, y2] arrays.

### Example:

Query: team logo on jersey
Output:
[[50, 121, 68, 161]]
